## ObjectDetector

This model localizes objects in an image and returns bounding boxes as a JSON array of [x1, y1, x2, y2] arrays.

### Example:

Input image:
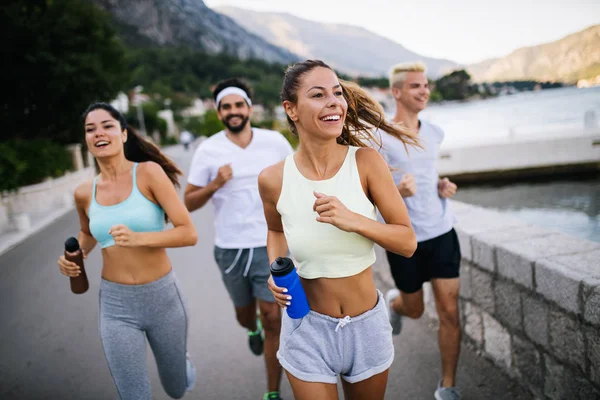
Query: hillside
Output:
[[216, 6, 458, 78]]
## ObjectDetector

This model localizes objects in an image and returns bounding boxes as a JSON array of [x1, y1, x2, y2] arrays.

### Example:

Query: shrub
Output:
[[0, 140, 73, 192]]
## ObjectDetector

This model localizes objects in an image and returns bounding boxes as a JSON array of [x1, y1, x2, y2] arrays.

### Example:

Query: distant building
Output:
[[158, 109, 177, 137], [110, 92, 129, 113], [274, 105, 286, 122], [130, 86, 150, 106], [577, 75, 600, 88], [251, 104, 266, 122], [181, 98, 206, 117], [203, 99, 217, 111]]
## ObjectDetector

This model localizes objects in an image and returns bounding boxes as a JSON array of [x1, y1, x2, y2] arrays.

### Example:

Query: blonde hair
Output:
[[281, 60, 420, 151], [389, 61, 427, 89]]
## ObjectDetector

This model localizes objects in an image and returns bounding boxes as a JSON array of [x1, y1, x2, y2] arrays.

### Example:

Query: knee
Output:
[[437, 305, 460, 327], [235, 309, 255, 329], [260, 308, 281, 333], [404, 304, 425, 319]]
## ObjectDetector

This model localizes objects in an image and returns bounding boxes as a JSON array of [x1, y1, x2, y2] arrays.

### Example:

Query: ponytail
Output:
[[338, 79, 420, 151], [123, 126, 182, 189]]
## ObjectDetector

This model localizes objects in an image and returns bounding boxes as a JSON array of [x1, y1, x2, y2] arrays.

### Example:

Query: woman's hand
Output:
[[109, 224, 141, 247], [268, 275, 291, 309], [57, 250, 86, 277], [313, 191, 360, 232]]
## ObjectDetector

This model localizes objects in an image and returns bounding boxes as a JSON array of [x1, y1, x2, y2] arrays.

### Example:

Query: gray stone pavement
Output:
[[0, 144, 532, 399]]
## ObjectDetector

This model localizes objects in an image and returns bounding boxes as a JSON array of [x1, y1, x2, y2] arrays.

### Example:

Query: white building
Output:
[[181, 98, 206, 117], [158, 109, 177, 137], [110, 92, 129, 113]]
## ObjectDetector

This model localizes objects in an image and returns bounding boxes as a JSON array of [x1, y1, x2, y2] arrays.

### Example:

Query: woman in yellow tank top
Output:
[[258, 60, 420, 400]]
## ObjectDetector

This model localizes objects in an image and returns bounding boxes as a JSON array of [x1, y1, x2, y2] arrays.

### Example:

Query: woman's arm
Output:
[[258, 162, 288, 263], [313, 147, 416, 257], [258, 162, 291, 308], [74, 182, 97, 255], [58, 182, 96, 277], [110, 162, 197, 248]]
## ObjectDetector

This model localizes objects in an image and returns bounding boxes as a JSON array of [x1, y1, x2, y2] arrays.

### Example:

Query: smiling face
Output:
[[393, 71, 430, 113], [84, 109, 127, 158], [283, 67, 347, 141], [217, 94, 251, 134]]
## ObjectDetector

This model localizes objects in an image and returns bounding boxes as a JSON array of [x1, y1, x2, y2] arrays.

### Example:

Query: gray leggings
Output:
[[99, 270, 194, 399]]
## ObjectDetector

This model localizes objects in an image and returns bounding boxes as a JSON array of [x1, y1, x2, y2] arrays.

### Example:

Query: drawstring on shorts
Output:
[[335, 316, 353, 332]]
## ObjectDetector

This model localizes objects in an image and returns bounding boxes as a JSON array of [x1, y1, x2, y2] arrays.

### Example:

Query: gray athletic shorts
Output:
[[277, 290, 394, 384], [214, 246, 274, 307]]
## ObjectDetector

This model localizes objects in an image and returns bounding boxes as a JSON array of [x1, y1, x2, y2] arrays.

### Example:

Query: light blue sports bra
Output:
[[88, 163, 165, 248]]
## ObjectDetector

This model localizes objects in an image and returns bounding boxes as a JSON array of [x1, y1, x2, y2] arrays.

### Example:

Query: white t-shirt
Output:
[[187, 128, 294, 248], [377, 120, 456, 242]]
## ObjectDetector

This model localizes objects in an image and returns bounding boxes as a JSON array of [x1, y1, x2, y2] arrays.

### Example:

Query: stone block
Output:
[[471, 267, 494, 313], [463, 301, 483, 345], [454, 209, 522, 262], [472, 224, 551, 273], [512, 335, 543, 391], [583, 279, 600, 326], [459, 261, 472, 300], [494, 279, 522, 331], [535, 258, 585, 315], [522, 294, 549, 348], [536, 249, 600, 316], [497, 233, 598, 289], [483, 311, 511, 369], [585, 324, 600, 386], [454, 227, 472, 261], [544, 355, 600, 400], [549, 309, 586, 373]]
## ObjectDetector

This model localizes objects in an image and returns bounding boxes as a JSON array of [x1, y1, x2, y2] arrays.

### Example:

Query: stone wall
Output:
[[0, 167, 95, 235], [374, 200, 600, 399]]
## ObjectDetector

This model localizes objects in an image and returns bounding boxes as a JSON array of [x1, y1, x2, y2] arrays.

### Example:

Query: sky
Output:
[[204, 0, 600, 64]]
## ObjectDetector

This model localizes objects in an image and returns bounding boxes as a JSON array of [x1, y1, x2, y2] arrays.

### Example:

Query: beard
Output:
[[223, 114, 250, 134]]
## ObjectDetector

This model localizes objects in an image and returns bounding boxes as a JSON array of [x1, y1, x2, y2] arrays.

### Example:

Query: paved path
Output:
[[0, 145, 532, 399]]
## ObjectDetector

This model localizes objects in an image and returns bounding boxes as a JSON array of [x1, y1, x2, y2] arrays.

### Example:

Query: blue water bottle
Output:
[[270, 257, 310, 319]]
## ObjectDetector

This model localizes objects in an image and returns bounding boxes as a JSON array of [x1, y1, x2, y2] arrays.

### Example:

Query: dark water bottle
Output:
[[64, 237, 89, 294], [270, 257, 310, 319]]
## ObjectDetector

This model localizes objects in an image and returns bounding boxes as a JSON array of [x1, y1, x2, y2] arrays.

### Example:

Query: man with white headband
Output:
[[184, 78, 292, 400]]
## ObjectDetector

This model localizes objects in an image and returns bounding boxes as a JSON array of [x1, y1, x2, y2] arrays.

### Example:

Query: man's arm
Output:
[[184, 164, 232, 212], [184, 182, 218, 212]]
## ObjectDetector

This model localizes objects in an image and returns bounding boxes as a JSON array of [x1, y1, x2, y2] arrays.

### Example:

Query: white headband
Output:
[[216, 87, 252, 108]]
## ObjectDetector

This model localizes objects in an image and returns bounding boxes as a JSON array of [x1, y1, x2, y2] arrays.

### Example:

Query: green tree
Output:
[[200, 110, 225, 137], [1, 0, 128, 144], [434, 69, 475, 101]]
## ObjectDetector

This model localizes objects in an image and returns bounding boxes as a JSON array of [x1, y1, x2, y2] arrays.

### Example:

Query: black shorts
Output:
[[386, 228, 461, 294]]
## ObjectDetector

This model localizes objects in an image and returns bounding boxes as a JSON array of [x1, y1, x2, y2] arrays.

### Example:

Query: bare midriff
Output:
[[301, 266, 378, 318], [100, 246, 172, 285]]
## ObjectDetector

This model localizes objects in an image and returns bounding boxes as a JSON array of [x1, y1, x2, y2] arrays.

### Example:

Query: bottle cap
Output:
[[65, 237, 81, 253], [269, 257, 295, 277]]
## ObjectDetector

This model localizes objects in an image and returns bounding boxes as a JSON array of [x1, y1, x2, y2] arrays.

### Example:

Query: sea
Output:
[[421, 86, 600, 242]]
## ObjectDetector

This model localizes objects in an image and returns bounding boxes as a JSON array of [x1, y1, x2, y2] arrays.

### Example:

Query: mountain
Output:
[[215, 6, 458, 78], [467, 25, 600, 83], [88, 0, 298, 64]]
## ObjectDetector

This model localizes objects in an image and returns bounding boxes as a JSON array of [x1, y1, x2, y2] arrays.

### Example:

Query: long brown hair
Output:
[[82, 102, 182, 189], [280, 60, 420, 150]]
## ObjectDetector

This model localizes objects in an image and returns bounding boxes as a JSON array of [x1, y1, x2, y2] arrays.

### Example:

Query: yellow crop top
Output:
[[276, 146, 376, 279]]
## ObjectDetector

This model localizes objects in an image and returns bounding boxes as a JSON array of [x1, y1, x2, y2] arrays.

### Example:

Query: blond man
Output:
[[379, 62, 461, 400]]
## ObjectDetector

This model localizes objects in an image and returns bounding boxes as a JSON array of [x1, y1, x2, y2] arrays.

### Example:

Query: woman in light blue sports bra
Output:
[[56, 103, 198, 400], [259, 61, 420, 400]]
